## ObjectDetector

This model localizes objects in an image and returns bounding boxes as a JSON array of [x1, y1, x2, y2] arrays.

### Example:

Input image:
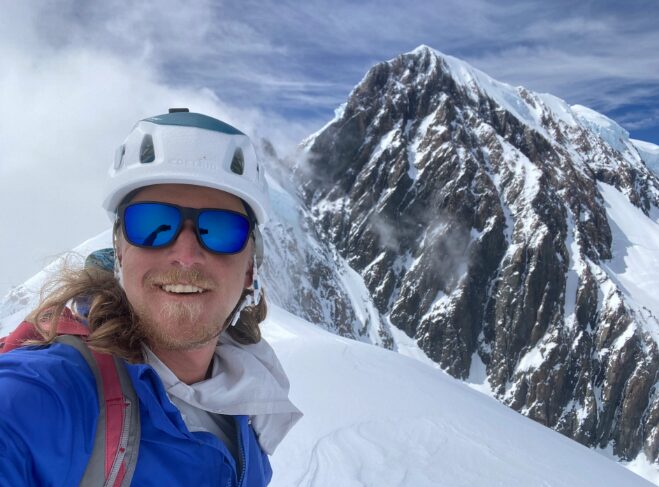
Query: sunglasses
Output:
[[119, 201, 253, 254]]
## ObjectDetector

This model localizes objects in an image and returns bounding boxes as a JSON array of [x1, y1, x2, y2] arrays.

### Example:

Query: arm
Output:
[[0, 421, 32, 485], [0, 344, 99, 486]]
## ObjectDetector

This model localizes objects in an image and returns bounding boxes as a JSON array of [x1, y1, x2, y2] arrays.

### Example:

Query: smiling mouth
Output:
[[159, 284, 208, 294]]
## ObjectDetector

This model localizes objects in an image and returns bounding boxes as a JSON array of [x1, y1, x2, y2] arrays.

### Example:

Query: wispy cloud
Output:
[[0, 1, 314, 295], [17, 1, 657, 132], [2, 0, 658, 295], [443, 3, 659, 131]]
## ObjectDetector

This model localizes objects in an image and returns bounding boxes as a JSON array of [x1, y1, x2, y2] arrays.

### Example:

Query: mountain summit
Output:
[[296, 45, 659, 468]]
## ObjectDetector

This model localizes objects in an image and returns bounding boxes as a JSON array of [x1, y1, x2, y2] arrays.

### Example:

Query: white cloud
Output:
[[2, 0, 658, 296], [0, 49, 213, 294], [0, 2, 313, 297]]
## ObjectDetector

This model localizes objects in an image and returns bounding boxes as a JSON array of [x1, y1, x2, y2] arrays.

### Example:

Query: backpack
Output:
[[0, 303, 140, 486]]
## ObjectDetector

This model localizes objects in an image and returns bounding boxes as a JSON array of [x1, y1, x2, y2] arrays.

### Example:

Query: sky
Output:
[[1, 0, 659, 297]]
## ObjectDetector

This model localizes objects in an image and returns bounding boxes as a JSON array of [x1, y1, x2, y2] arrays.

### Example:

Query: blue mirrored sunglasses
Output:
[[119, 202, 253, 254]]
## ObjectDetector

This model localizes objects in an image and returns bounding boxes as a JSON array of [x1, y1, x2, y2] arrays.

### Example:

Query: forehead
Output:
[[129, 184, 246, 213]]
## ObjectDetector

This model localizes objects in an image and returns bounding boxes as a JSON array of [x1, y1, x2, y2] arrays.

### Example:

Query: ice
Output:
[[572, 104, 633, 156]]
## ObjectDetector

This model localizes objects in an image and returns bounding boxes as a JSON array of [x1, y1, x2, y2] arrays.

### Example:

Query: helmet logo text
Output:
[[167, 158, 219, 170]]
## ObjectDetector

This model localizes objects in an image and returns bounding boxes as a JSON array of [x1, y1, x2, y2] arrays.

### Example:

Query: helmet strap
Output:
[[112, 219, 125, 289], [229, 254, 261, 327]]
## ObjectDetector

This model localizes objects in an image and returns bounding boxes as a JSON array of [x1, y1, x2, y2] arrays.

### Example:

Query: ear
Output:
[[243, 254, 254, 288]]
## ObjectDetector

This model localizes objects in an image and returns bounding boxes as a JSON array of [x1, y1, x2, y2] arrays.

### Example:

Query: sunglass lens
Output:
[[123, 203, 181, 247], [198, 210, 250, 253]]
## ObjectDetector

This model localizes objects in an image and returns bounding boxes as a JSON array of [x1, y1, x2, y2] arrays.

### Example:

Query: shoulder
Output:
[[0, 341, 100, 427], [0, 342, 98, 395], [0, 343, 99, 484]]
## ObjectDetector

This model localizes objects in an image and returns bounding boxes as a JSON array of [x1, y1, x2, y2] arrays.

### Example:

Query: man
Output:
[[0, 109, 302, 486]]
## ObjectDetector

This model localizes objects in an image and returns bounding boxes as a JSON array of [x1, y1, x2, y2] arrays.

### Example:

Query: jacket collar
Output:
[[143, 332, 302, 454]]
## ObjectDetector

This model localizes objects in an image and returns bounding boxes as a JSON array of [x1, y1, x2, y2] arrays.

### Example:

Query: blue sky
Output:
[[1, 0, 658, 295], [21, 0, 659, 144]]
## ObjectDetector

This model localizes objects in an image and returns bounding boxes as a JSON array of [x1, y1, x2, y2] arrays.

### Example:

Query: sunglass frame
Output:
[[118, 201, 254, 255]]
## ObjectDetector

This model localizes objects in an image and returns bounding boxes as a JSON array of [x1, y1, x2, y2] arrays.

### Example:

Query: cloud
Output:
[[247, 0, 658, 137], [454, 5, 659, 127], [0, 1, 316, 296], [614, 106, 659, 131], [0, 49, 212, 294], [2, 0, 658, 296], [13, 1, 656, 135]]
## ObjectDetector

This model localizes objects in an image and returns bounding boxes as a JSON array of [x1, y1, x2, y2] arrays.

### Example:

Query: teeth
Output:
[[161, 284, 205, 294]]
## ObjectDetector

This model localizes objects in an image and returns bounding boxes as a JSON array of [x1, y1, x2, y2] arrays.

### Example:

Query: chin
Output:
[[136, 302, 225, 350]]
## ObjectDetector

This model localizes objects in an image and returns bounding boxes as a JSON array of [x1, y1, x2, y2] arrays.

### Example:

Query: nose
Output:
[[167, 220, 205, 266]]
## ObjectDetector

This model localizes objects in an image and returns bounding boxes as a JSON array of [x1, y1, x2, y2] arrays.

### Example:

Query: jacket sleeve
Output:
[[0, 421, 32, 485], [0, 344, 99, 486]]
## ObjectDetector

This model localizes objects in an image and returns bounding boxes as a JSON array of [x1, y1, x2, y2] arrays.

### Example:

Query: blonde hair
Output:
[[27, 255, 267, 362]]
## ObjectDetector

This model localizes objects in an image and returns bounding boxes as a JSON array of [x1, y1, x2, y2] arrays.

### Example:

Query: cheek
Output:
[[118, 249, 147, 295], [214, 255, 251, 291]]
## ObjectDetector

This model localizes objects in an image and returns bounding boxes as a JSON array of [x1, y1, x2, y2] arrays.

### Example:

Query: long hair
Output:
[[27, 255, 267, 362]]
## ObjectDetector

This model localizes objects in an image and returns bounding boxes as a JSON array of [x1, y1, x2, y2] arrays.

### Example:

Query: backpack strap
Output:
[[1, 309, 89, 353], [55, 335, 141, 487], [1, 311, 141, 486]]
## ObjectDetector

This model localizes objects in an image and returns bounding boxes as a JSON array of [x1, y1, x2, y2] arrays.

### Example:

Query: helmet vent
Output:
[[114, 144, 126, 170], [140, 134, 155, 164], [230, 148, 244, 175]]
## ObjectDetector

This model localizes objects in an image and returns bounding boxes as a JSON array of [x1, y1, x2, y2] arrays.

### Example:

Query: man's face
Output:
[[116, 183, 253, 351]]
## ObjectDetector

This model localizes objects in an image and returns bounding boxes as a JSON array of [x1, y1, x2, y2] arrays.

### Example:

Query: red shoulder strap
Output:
[[0, 309, 89, 354], [92, 350, 129, 485], [1, 321, 42, 353], [1, 312, 140, 486], [52, 336, 140, 487]]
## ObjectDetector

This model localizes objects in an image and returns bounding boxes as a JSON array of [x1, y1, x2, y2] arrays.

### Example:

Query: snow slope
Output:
[[265, 306, 655, 486], [0, 243, 655, 486], [571, 104, 636, 156], [599, 182, 659, 342]]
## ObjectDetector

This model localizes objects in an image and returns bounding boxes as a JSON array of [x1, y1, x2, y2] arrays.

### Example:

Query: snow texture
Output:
[[633, 138, 659, 176], [598, 182, 659, 343]]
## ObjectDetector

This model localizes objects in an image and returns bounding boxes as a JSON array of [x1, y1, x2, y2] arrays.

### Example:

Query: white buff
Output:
[[144, 332, 302, 455]]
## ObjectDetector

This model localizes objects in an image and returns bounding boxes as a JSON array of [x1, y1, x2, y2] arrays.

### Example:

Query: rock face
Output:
[[295, 46, 659, 463], [257, 140, 393, 348]]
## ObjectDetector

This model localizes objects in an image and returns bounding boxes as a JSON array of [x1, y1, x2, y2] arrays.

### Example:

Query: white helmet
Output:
[[102, 109, 270, 225]]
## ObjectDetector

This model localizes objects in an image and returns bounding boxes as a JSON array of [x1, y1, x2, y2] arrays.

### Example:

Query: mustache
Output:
[[144, 267, 218, 290]]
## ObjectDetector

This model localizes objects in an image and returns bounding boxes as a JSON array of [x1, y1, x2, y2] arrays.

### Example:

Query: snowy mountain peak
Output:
[[297, 45, 659, 481], [395, 46, 578, 137], [366, 47, 653, 180]]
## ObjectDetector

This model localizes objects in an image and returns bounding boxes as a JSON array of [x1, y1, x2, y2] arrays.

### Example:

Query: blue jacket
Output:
[[0, 342, 272, 486]]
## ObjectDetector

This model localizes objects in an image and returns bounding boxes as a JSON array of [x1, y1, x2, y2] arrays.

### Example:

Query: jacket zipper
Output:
[[237, 417, 246, 487]]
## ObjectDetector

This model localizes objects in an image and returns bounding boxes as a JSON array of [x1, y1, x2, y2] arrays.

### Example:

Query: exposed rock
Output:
[[295, 46, 659, 464]]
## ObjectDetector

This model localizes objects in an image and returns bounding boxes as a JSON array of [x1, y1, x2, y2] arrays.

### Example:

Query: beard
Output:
[[134, 267, 227, 351], [135, 300, 224, 351]]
